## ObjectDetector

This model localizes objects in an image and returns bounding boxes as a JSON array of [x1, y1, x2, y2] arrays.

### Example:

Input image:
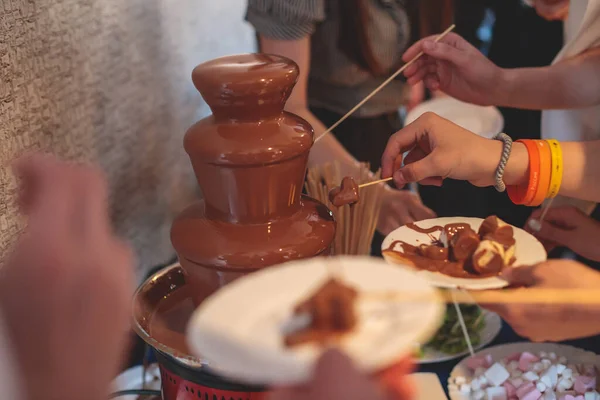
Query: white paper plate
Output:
[[187, 256, 445, 385], [419, 312, 502, 365], [111, 364, 161, 399], [381, 217, 547, 290], [405, 97, 504, 139], [448, 342, 600, 400]]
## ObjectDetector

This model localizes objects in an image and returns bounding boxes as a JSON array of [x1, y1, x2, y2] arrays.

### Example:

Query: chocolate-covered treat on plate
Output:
[[383, 216, 517, 279], [285, 279, 358, 347]]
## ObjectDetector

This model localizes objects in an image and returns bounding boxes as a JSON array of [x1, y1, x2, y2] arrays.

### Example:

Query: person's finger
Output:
[[402, 32, 465, 62], [501, 265, 541, 287], [406, 68, 430, 86], [70, 165, 112, 239], [403, 57, 426, 78], [402, 36, 442, 61], [382, 121, 428, 179], [420, 40, 467, 67], [392, 154, 440, 187], [535, 223, 576, 249], [16, 155, 75, 238], [424, 74, 441, 91], [540, 206, 586, 229], [406, 61, 437, 85]]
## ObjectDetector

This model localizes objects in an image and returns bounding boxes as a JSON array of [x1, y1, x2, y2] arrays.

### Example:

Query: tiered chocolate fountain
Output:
[[132, 54, 336, 400]]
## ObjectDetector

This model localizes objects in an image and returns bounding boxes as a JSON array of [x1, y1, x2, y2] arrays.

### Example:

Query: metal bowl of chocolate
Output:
[[381, 216, 547, 290], [132, 264, 267, 400]]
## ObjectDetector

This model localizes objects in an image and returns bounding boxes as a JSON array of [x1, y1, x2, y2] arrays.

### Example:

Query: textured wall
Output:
[[0, 0, 255, 276]]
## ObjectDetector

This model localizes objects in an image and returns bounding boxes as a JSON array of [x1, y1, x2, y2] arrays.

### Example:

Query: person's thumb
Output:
[[422, 40, 466, 66], [392, 156, 439, 187], [501, 264, 540, 287]]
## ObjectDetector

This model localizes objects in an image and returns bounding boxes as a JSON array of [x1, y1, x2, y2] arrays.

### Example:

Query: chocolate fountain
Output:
[[132, 54, 336, 400]]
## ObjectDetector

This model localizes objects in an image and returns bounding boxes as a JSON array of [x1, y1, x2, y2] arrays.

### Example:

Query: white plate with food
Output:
[[405, 97, 504, 139], [418, 306, 502, 365], [381, 216, 547, 291], [448, 342, 600, 400], [186, 256, 445, 385]]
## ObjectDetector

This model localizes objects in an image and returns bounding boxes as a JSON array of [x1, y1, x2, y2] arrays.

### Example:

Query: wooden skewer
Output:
[[362, 288, 600, 305], [315, 24, 456, 143], [358, 177, 392, 188], [528, 197, 556, 232]]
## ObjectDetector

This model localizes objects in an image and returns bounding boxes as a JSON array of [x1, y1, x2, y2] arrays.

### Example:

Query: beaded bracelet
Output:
[[492, 133, 513, 192]]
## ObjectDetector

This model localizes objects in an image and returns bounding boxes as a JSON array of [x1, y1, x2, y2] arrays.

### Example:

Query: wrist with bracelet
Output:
[[493, 133, 563, 206]]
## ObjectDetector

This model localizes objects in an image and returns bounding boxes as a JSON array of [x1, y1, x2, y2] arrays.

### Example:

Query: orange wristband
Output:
[[507, 139, 540, 205], [530, 140, 552, 206]]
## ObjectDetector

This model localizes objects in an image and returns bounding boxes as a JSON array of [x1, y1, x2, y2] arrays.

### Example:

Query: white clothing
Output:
[[541, 0, 600, 212]]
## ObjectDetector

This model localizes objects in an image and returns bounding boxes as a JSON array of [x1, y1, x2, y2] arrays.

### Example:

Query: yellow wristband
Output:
[[546, 139, 563, 198]]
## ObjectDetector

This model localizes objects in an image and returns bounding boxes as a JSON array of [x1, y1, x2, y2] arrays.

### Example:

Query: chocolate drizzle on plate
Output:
[[384, 216, 517, 279]]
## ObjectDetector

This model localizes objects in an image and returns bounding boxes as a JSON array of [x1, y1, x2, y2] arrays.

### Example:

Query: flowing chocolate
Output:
[[285, 279, 358, 347], [328, 176, 360, 207], [170, 54, 336, 305]]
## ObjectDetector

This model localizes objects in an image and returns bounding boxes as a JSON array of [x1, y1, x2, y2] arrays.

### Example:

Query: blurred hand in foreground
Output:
[[269, 350, 415, 400], [0, 154, 134, 400], [481, 260, 600, 342]]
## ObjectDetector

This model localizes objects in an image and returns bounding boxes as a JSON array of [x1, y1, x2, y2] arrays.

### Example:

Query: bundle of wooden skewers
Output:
[[306, 162, 384, 255]]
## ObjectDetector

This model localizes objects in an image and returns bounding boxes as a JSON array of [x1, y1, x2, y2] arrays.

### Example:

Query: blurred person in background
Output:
[[245, 0, 452, 251]]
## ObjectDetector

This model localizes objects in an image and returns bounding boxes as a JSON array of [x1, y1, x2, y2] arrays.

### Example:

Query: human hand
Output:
[[528, 206, 600, 261], [377, 187, 436, 235], [381, 113, 527, 189], [529, 0, 570, 21], [269, 350, 415, 400], [401, 33, 505, 106], [481, 260, 600, 342], [406, 81, 425, 112], [0, 154, 134, 400]]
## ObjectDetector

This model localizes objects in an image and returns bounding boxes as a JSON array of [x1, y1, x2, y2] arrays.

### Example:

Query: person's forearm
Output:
[[498, 48, 600, 110], [501, 140, 600, 203], [287, 106, 371, 179]]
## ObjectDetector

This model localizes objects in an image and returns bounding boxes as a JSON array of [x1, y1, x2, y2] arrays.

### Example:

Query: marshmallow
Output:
[[520, 352, 541, 372], [487, 386, 509, 400], [485, 363, 511, 387]]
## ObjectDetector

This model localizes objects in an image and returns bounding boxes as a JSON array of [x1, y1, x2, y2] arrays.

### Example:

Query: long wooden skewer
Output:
[[315, 24, 456, 143], [362, 288, 600, 305], [358, 177, 393, 188]]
